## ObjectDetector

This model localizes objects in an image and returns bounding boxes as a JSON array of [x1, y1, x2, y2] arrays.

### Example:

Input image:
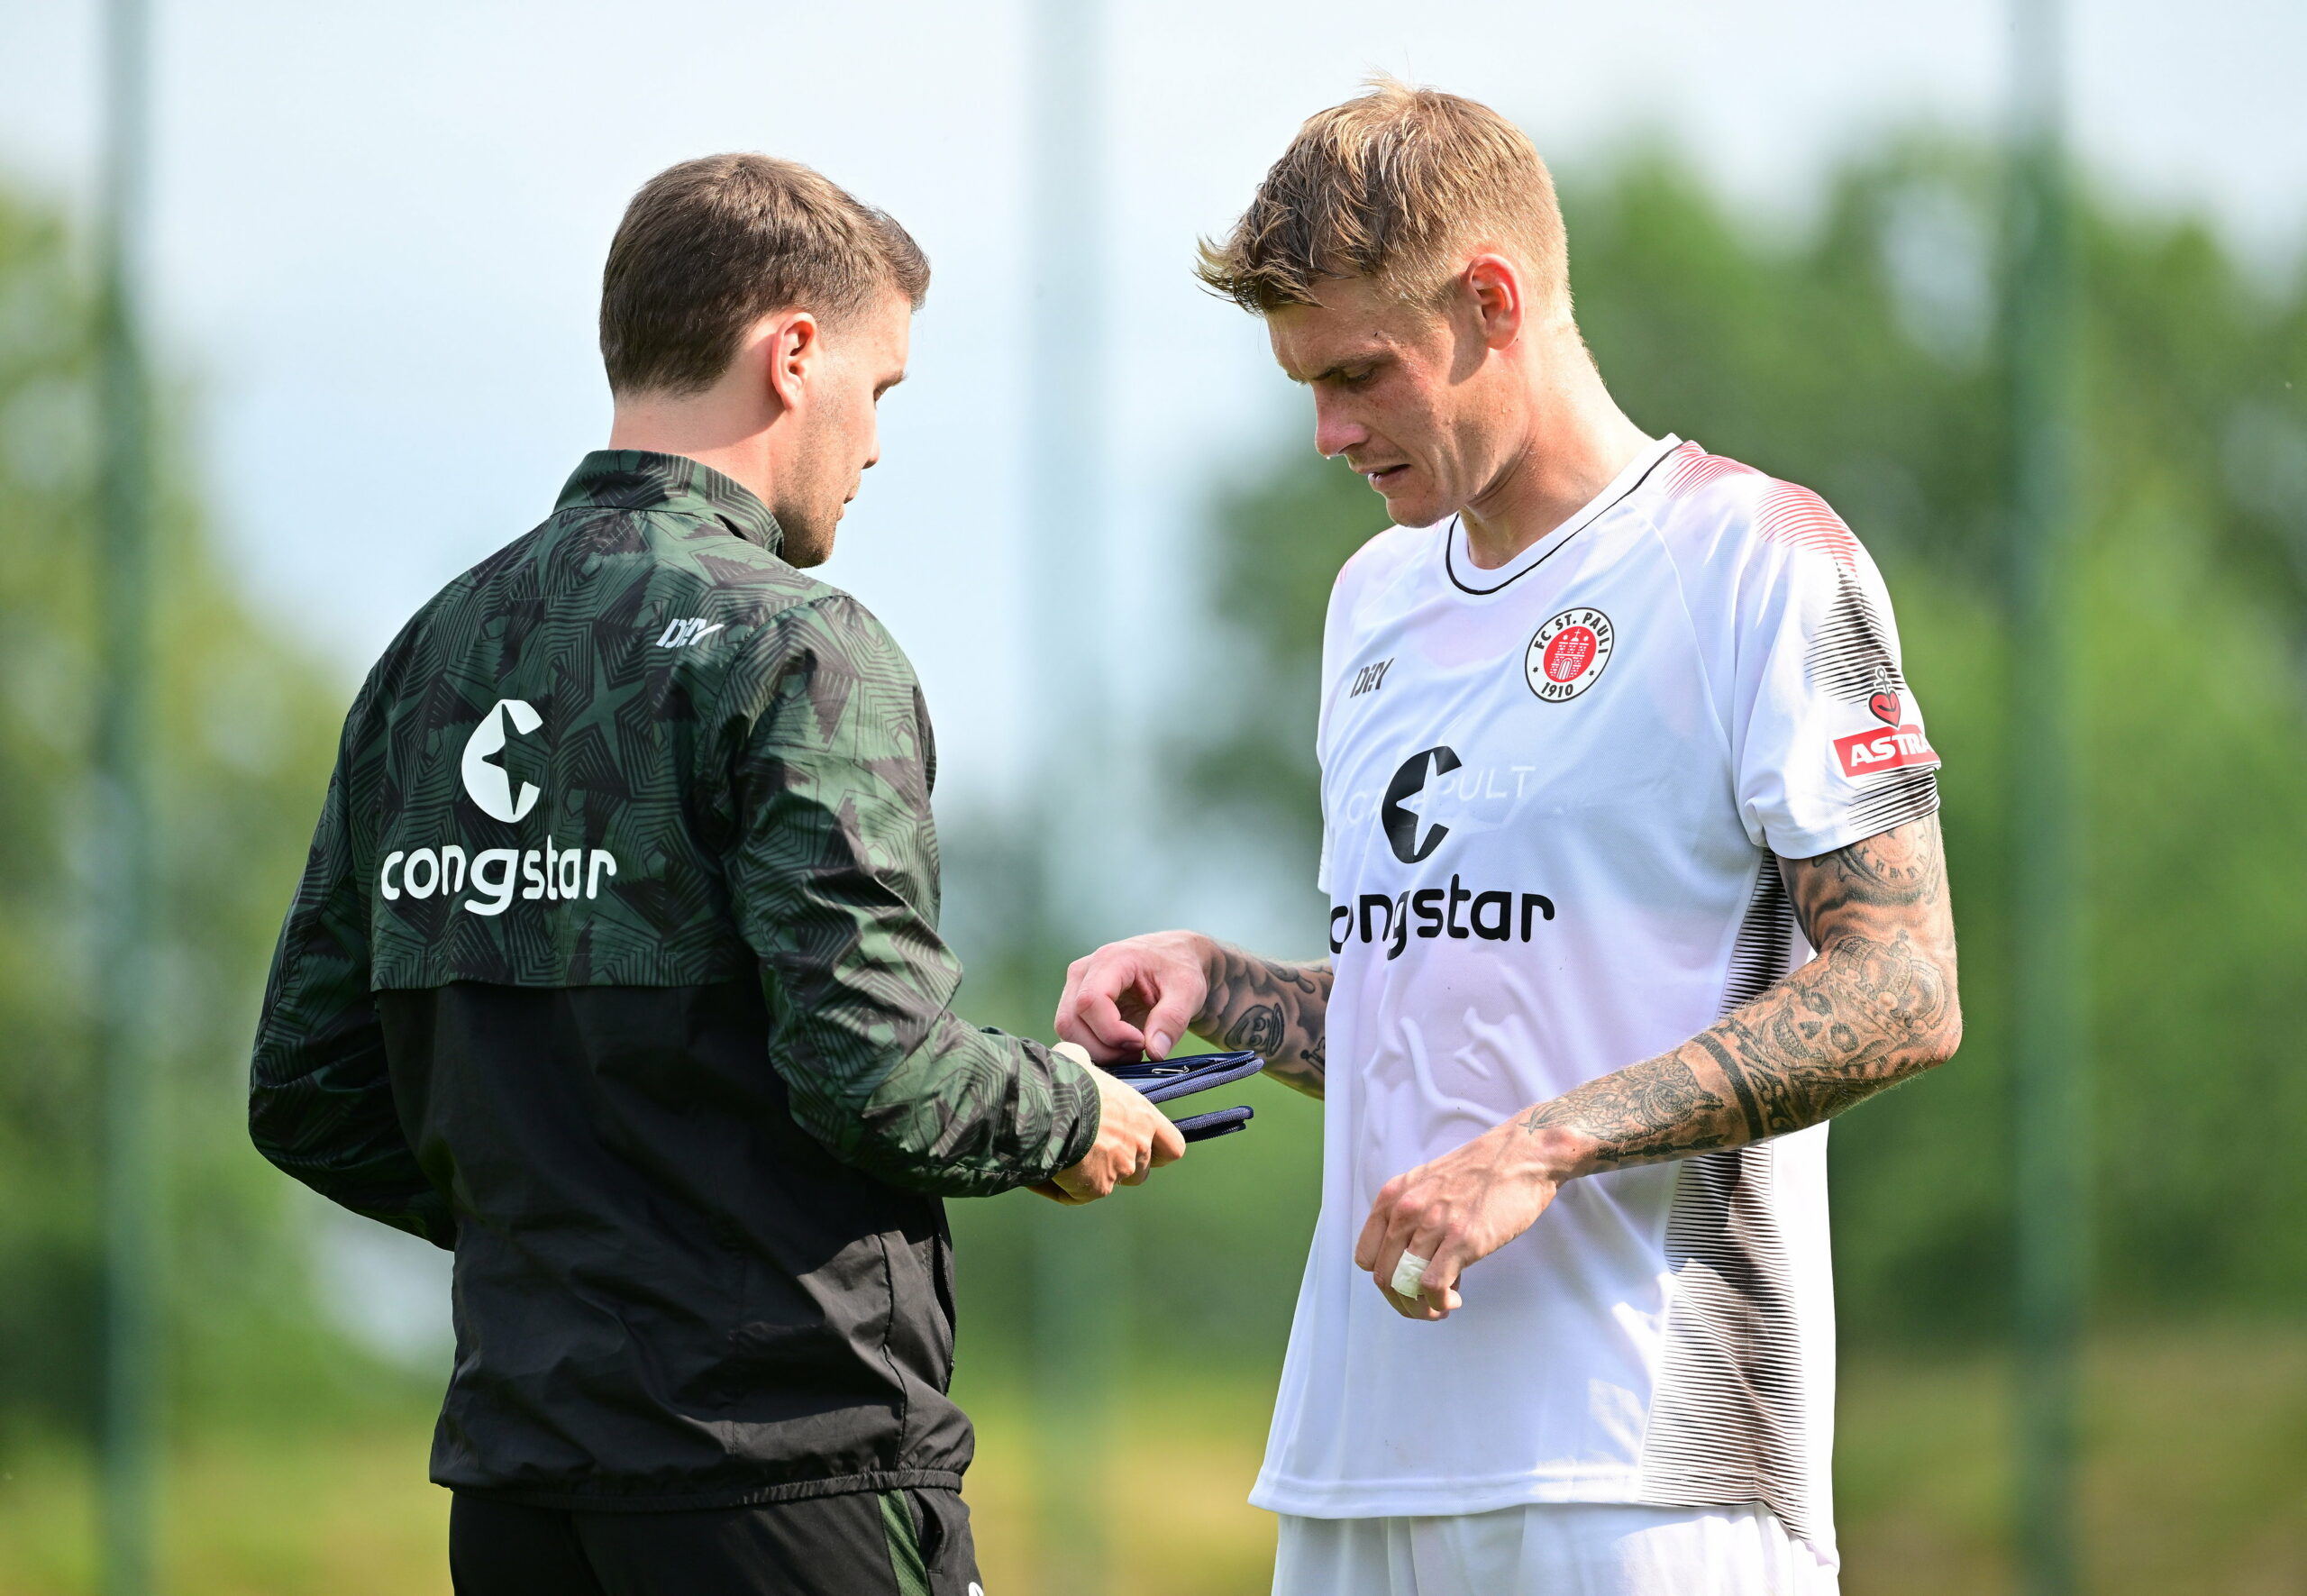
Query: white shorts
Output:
[[1272, 1502, 1839, 1596]]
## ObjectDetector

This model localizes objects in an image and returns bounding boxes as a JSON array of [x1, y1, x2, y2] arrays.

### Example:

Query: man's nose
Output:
[[1313, 399, 1367, 461]]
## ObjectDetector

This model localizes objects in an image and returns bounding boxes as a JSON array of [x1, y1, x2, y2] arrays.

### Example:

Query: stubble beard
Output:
[[777, 508, 836, 569], [771, 441, 843, 568]]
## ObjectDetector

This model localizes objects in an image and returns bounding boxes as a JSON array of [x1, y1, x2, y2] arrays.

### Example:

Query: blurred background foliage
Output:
[[0, 187, 428, 1456], [2, 132, 2304, 1592]]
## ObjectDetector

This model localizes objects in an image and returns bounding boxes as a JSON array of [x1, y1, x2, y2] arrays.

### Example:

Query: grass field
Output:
[[0, 1326, 2299, 1595]]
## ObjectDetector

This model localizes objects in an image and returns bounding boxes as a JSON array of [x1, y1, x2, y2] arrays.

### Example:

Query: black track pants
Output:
[[449, 1489, 980, 1596]]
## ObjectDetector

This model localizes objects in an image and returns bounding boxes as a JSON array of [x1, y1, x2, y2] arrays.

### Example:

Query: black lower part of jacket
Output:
[[378, 980, 970, 1511]]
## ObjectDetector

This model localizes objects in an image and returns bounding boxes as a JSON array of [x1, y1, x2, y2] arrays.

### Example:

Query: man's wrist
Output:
[[1183, 931, 1226, 1040], [1500, 1110, 1590, 1187], [1048, 1041, 1103, 1169]]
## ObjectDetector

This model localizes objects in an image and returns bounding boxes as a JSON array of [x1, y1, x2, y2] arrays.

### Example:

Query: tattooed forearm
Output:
[[1699, 927, 1956, 1140], [1519, 815, 1962, 1175], [1518, 1054, 1736, 1165], [1196, 944, 1332, 1099]]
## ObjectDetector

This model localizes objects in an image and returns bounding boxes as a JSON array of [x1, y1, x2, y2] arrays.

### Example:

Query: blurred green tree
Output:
[[1172, 140, 2307, 1343], [0, 181, 411, 1447]]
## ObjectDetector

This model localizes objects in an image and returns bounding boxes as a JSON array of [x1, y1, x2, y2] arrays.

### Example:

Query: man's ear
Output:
[[1463, 254, 1524, 351], [762, 310, 821, 415]]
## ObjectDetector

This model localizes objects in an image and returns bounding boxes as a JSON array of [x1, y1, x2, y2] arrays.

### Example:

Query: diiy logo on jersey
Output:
[[377, 698, 621, 917], [1332, 743, 1556, 959]]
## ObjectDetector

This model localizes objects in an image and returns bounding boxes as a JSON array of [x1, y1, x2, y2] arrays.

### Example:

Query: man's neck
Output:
[[607, 404, 777, 509], [1457, 345, 1655, 570]]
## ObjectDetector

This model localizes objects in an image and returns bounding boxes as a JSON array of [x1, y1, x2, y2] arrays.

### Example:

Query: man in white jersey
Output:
[[1055, 80, 1961, 1595]]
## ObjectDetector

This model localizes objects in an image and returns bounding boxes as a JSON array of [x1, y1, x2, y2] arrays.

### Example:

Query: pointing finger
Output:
[[1069, 986, 1146, 1057], [1140, 988, 1199, 1062]]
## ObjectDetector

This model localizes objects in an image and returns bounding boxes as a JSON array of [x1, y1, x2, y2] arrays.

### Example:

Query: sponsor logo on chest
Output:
[[1331, 743, 1557, 960]]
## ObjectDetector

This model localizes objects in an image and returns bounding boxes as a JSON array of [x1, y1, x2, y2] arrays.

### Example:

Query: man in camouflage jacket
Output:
[[250, 156, 1181, 1596]]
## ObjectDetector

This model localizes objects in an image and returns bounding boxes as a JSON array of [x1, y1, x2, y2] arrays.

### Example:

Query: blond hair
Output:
[[1195, 76, 1569, 316]]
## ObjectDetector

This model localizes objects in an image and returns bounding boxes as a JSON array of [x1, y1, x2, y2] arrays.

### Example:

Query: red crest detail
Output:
[[1542, 625, 1600, 683], [1868, 691, 1901, 725]]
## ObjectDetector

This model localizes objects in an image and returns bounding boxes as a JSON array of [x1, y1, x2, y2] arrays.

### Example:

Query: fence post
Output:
[[2006, 2, 2087, 1591]]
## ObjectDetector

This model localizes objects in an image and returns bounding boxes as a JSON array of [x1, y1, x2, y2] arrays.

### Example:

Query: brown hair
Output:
[[599, 153, 930, 397], [1195, 76, 1569, 316]]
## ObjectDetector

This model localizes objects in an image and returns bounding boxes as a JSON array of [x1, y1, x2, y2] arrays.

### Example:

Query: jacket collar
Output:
[[555, 450, 785, 555]]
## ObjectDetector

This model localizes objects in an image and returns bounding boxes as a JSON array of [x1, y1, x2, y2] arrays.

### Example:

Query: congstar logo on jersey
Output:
[[1332, 743, 1555, 959], [377, 698, 621, 917]]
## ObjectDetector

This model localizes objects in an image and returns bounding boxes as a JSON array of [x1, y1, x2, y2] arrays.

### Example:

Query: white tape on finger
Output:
[[1389, 1251, 1431, 1300]]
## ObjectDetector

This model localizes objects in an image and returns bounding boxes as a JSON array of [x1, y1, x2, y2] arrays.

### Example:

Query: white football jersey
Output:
[[1250, 437, 1940, 1569]]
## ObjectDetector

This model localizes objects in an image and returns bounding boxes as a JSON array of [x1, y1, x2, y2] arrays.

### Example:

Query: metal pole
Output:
[[1026, 0, 1120, 1591], [96, 0, 161, 1592], [2007, 1, 2085, 1592]]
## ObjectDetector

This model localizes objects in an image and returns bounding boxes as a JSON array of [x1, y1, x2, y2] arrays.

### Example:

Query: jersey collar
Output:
[[1442, 433, 1682, 597], [555, 450, 787, 555]]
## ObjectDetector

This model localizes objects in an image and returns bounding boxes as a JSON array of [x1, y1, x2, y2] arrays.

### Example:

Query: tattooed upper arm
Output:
[[1728, 812, 1964, 1135], [1195, 946, 1332, 1100], [1781, 815, 1953, 954]]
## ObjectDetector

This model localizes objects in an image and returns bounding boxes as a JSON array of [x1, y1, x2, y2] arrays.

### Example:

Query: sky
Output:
[[3, 0, 2303, 829]]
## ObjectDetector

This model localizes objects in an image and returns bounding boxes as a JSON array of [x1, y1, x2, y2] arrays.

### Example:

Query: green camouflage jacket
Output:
[[252, 450, 1099, 1223]]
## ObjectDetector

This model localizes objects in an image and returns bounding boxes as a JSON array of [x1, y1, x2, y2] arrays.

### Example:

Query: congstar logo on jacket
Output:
[[377, 698, 621, 918]]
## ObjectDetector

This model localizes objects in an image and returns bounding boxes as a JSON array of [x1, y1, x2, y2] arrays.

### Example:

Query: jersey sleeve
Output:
[[248, 688, 457, 1249], [720, 597, 1100, 1198], [1722, 486, 1941, 861]]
